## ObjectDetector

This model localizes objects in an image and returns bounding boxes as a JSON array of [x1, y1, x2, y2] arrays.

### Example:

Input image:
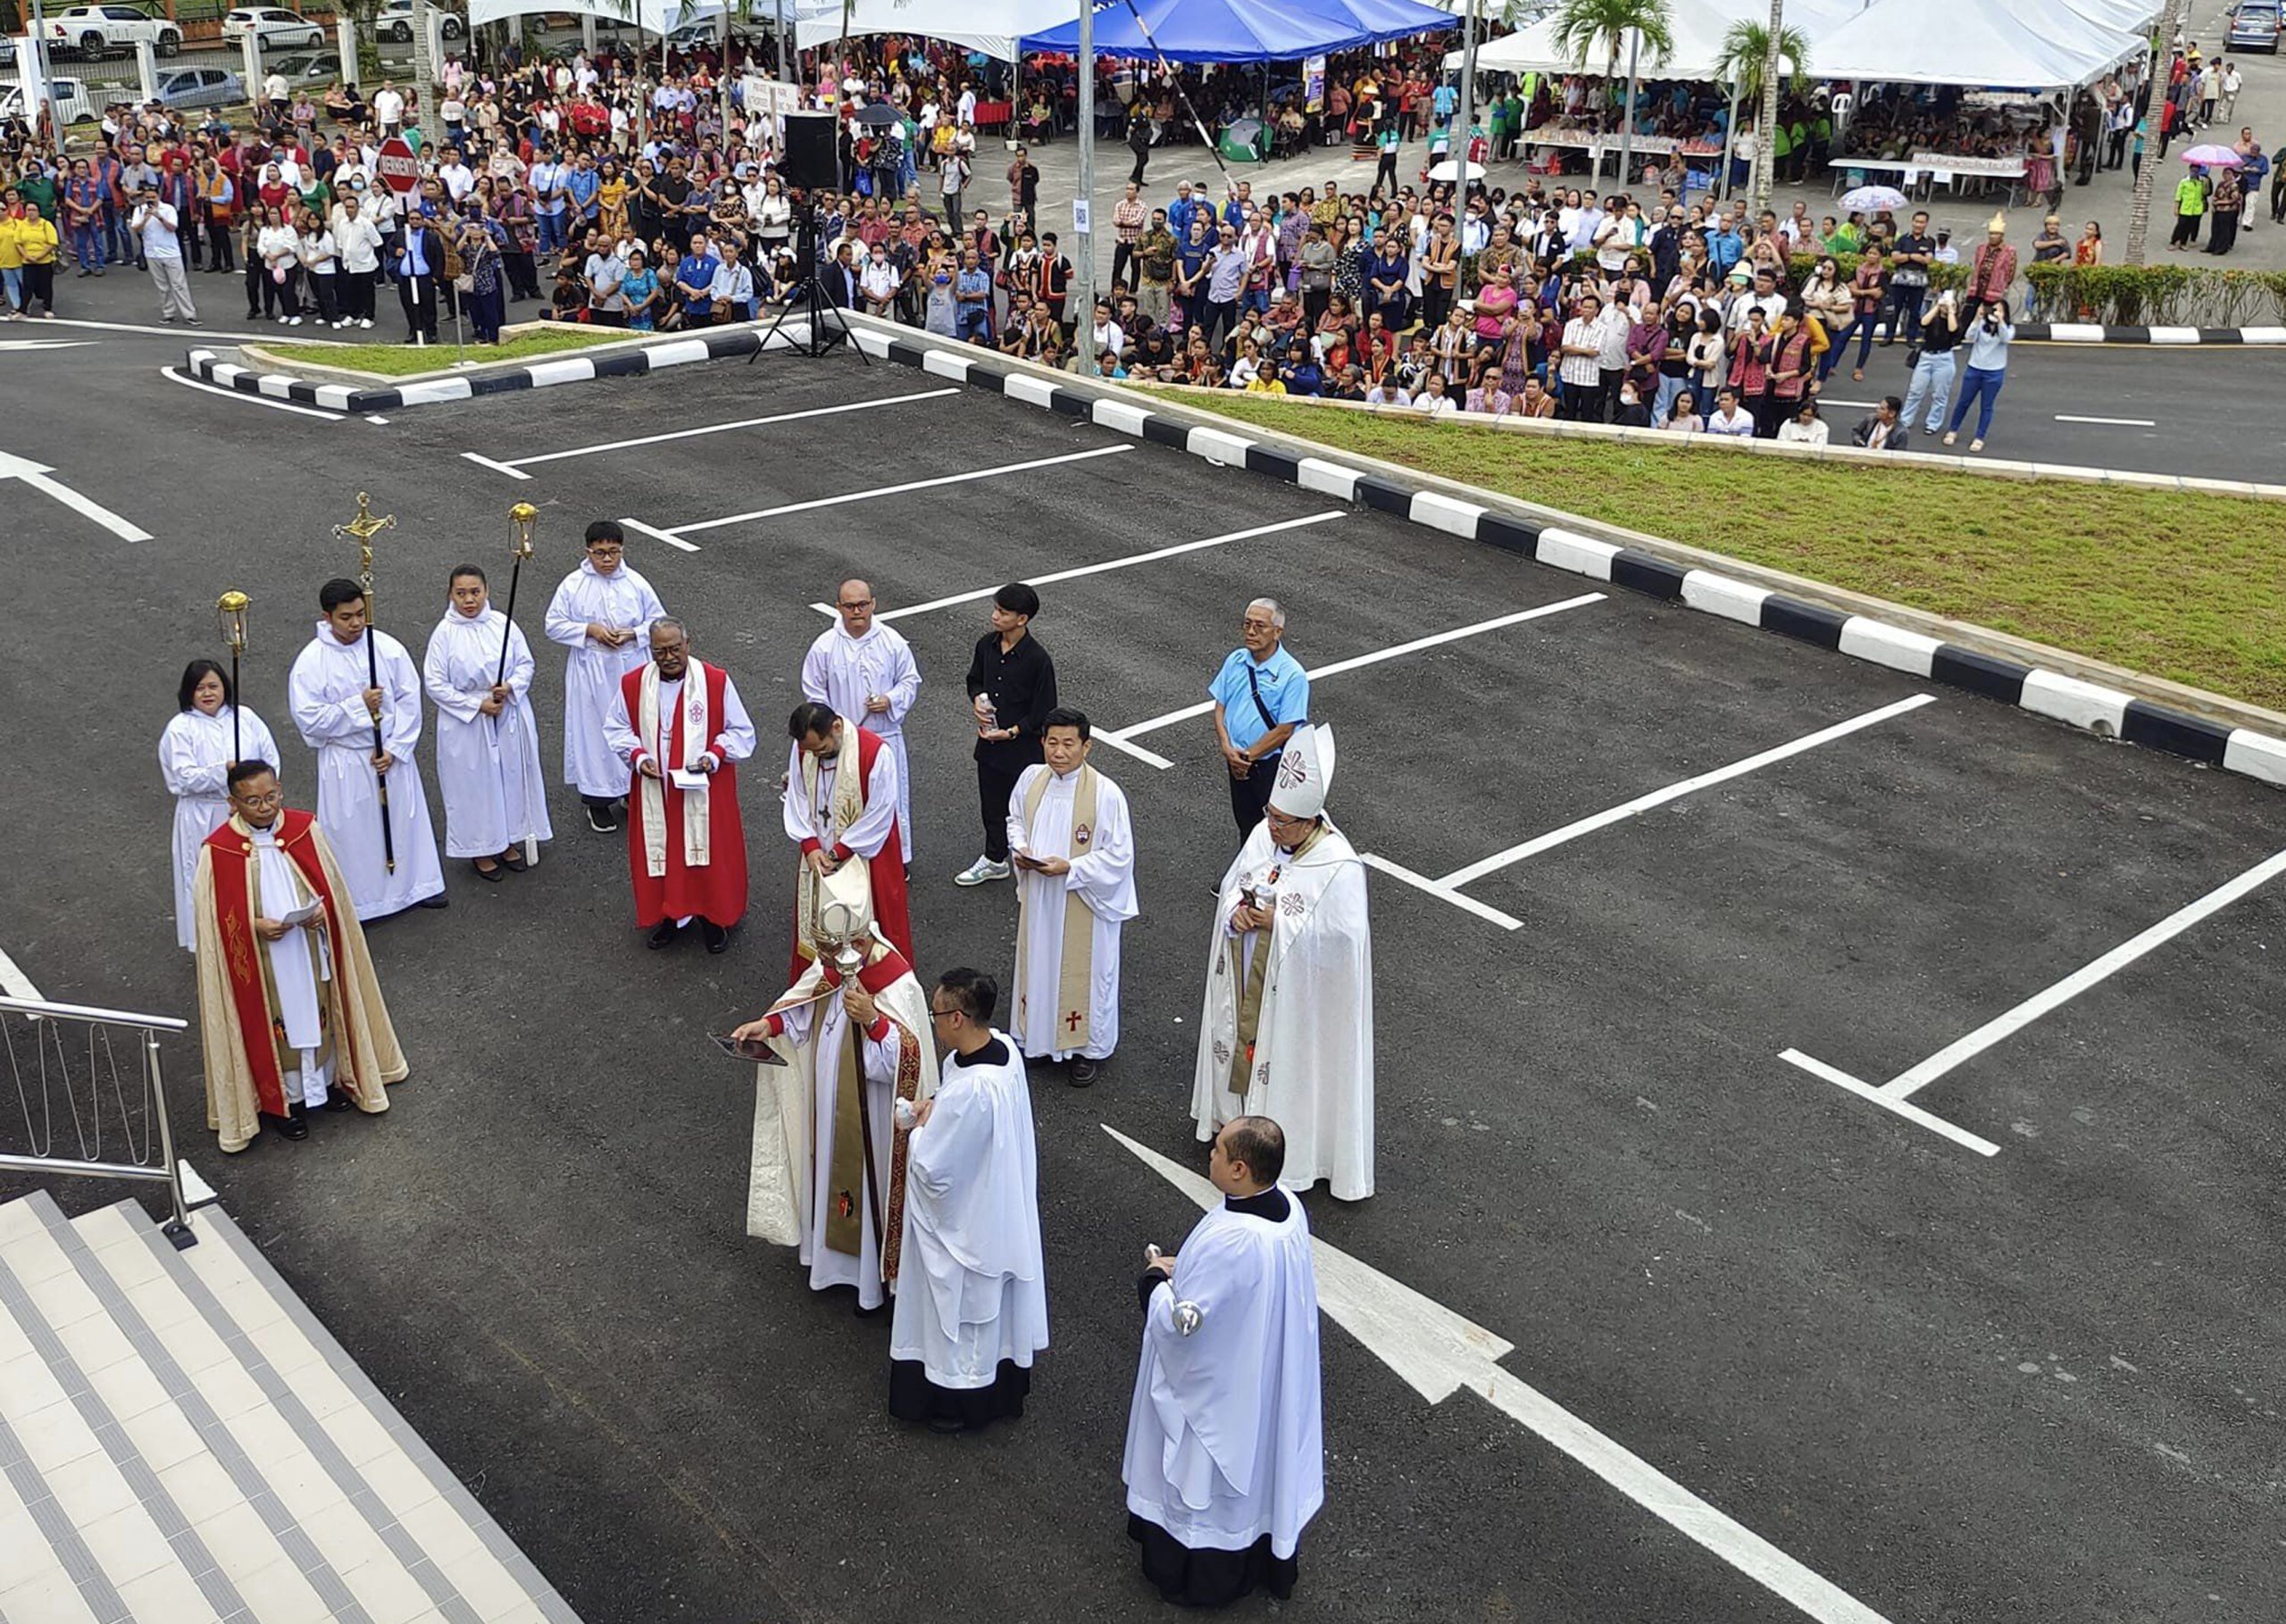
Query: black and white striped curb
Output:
[[183, 324, 803, 412], [835, 324, 2286, 796], [2019, 321, 2286, 345]]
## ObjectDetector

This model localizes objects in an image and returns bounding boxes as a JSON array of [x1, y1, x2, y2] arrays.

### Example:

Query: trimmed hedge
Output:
[[1780, 252, 2286, 327]]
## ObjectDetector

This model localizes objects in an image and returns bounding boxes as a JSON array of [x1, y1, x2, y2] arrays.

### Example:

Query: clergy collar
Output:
[[952, 1036, 1010, 1069], [1225, 1186, 1289, 1220]]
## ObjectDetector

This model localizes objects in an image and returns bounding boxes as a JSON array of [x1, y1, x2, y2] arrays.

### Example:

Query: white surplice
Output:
[[889, 1033, 1049, 1388], [769, 990, 905, 1312], [159, 705, 281, 953], [249, 820, 335, 1108], [1190, 819, 1374, 1201], [801, 621, 922, 853], [1005, 763, 1138, 1061], [287, 624, 446, 920], [780, 736, 898, 861], [421, 604, 554, 859], [1122, 1194, 1324, 1558], [541, 561, 666, 798]]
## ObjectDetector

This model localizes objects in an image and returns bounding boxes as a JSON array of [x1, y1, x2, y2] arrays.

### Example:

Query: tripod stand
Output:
[[754, 202, 869, 364]]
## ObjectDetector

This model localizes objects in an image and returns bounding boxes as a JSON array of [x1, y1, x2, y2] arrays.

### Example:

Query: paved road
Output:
[[2, 337, 2282, 1623]]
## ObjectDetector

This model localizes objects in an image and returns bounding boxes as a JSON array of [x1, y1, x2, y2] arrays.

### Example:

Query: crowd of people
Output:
[[164, 525, 1374, 1604]]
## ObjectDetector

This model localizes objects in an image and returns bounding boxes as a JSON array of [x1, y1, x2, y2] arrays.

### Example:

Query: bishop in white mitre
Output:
[[1190, 724, 1373, 1201], [287, 579, 446, 921], [887, 967, 1048, 1432], [1123, 1114, 1323, 1606], [1005, 707, 1136, 1087], [801, 578, 922, 855], [734, 869, 939, 1314]]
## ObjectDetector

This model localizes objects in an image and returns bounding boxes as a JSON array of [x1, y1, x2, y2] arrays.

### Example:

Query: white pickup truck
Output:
[[43, 4, 185, 57]]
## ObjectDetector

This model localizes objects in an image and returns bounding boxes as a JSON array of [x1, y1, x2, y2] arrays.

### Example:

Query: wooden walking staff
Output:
[[215, 590, 249, 762], [330, 492, 399, 873], [498, 503, 540, 866]]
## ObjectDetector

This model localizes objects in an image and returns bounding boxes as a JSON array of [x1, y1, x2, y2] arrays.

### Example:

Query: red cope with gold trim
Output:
[[202, 810, 361, 1120], [621, 660, 751, 929]]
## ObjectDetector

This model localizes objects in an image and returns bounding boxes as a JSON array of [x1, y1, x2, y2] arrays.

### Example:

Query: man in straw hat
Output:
[[1189, 725, 1374, 1202], [733, 863, 938, 1315]]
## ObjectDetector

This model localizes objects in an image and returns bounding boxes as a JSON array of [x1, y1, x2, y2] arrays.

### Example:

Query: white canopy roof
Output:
[[1807, 0, 2145, 90], [468, 0, 833, 38], [1452, 0, 1856, 81], [793, 0, 1082, 62]]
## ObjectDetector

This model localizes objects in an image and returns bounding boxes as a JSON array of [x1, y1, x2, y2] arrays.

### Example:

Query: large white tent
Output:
[[466, 0, 837, 40], [1450, 0, 1858, 81], [792, 0, 1082, 62], [1806, 0, 2144, 90]]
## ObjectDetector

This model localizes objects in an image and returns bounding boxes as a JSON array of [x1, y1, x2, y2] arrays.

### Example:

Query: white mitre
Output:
[[1266, 722, 1336, 820]]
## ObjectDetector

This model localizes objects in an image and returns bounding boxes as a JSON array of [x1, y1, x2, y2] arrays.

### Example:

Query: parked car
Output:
[[221, 7, 327, 50], [0, 77, 101, 127], [2227, 0, 2282, 50], [376, 0, 465, 42], [42, 4, 183, 57], [153, 64, 247, 112], [270, 50, 345, 84]]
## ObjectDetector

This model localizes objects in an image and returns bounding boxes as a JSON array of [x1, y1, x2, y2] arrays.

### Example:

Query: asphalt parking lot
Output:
[[4, 348, 2283, 1623]]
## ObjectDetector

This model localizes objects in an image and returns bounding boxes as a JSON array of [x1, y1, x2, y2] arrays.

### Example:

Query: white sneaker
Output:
[[360, 317, 373, 329], [288, 315, 303, 326], [954, 858, 1012, 887]]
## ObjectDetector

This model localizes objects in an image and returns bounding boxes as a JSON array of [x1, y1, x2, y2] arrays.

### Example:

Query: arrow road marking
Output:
[[0, 451, 151, 542], [1105, 1125, 1895, 1624]]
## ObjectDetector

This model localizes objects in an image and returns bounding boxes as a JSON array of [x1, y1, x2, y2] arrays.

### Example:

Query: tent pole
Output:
[[1456, 0, 1480, 196], [1075, 0, 1097, 375], [1719, 79, 1739, 202]]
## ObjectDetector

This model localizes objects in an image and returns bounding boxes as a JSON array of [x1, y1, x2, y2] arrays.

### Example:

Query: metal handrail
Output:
[[0, 993, 196, 1248]]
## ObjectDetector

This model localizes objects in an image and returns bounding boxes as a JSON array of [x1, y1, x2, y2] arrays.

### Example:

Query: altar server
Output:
[[422, 565, 552, 880], [161, 658, 280, 952]]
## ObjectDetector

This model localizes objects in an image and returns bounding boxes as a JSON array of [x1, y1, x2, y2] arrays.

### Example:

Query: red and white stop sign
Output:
[[375, 136, 421, 196]]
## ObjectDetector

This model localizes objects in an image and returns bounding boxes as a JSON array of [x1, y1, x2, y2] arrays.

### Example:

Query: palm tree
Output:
[[1713, 10, 1809, 214], [2126, 0, 2191, 263], [1549, 0, 1674, 192]]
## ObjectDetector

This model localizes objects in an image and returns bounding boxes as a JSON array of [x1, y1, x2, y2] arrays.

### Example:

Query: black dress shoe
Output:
[[472, 860, 504, 882], [701, 920, 729, 954], [587, 805, 619, 834], [500, 850, 529, 873], [647, 919, 680, 949], [416, 893, 450, 909], [1071, 1059, 1099, 1087], [322, 1087, 356, 1112], [263, 1110, 309, 1142]]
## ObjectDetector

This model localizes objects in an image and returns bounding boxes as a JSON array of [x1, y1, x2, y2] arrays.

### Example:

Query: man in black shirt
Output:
[[957, 584, 1057, 887]]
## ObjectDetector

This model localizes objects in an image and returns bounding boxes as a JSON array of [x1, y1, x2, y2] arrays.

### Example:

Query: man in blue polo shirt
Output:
[[1209, 597, 1309, 838], [677, 232, 722, 322]]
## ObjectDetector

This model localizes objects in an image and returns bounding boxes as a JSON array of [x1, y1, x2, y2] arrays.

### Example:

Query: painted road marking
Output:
[[617, 517, 700, 554], [0, 945, 40, 1001], [1358, 853, 1524, 931], [1106, 1125, 1896, 1624], [1104, 595, 1606, 766], [809, 512, 1350, 624], [1441, 695, 1937, 887], [0, 339, 96, 352], [1778, 1050, 2003, 1158], [672, 445, 1132, 536], [0, 450, 154, 541], [2053, 414, 2157, 427], [479, 388, 962, 472]]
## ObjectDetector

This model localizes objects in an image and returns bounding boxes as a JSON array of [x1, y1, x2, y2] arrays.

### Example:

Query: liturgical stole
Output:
[[1016, 763, 1100, 1051]]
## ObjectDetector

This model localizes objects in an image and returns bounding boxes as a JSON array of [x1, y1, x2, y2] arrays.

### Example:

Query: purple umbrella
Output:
[[2180, 144, 2245, 167]]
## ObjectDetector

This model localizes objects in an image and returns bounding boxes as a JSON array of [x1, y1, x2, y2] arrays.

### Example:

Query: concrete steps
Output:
[[0, 1190, 580, 1624]]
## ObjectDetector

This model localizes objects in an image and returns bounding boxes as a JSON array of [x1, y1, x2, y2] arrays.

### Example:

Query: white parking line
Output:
[[461, 453, 530, 480], [1885, 843, 2286, 1100], [1089, 732, 1176, 770], [0, 945, 40, 1001], [2054, 414, 2157, 427], [618, 516, 700, 554], [811, 511, 1350, 623], [1778, 1050, 2003, 1158], [1358, 853, 1524, 931], [672, 445, 1132, 536], [1105, 595, 1606, 762], [1439, 694, 1936, 887], [488, 388, 961, 471]]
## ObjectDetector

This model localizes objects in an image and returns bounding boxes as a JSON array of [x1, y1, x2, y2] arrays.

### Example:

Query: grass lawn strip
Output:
[[307, 326, 630, 377], [1164, 394, 2286, 714]]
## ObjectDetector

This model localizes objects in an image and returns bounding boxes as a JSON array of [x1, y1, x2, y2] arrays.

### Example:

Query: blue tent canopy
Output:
[[1322, 0, 1460, 45], [1022, 0, 1389, 62]]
